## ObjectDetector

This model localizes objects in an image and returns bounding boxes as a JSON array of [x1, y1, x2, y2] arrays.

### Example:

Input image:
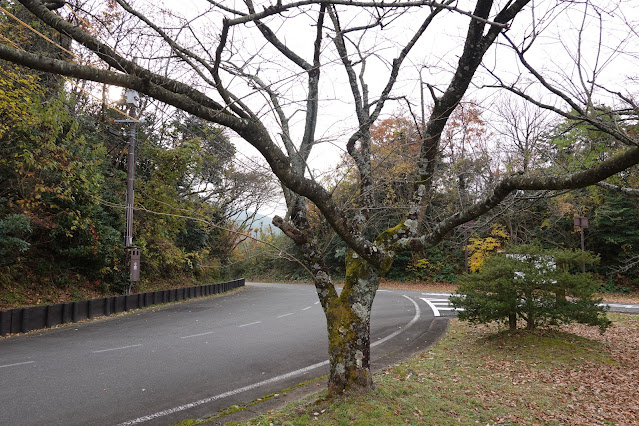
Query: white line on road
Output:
[[601, 303, 638, 309], [91, 344, 142, 354], [238, 321, 262, 328], [277, 313, 294, 318], [0, 361, 34, 369], [420, 298, 440, 317], [301, 306, 311, 311], [116, 360, 330, 425], [119, 294, 423, 425], [427, 299, 451, 302], [372, 295, 420, 348], [314, 301, 320, 305], [181, 331, 215, 339]]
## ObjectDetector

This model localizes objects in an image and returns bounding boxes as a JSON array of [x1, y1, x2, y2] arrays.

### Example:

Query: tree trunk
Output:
[[324, 250, 379, 395], [508, 312, 517, 330], [526, 317, 535, 330], [524, 288, 535, 330], [274, 210, 381, 395]]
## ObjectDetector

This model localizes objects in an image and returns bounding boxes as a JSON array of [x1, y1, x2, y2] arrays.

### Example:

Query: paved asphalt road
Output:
[[0, 283, 450, 425]]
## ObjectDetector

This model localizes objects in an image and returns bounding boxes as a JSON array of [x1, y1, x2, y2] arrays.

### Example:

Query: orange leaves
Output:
[[442, 102, 488, 156]]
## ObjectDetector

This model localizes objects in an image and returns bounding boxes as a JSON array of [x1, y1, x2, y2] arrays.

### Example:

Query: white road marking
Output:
[[427, 299, 451, 302], [117, 360, 331, 425], [377, 289, 392, 292], [420, 298, 441, 317], [277, 313, 294, 318], [422, 292, 452, 297], [238, 321, 261, 328], [437, 307, 463, 311], [0, 361, 34, 369], [119, 294, 422, 425], [314, 301, 320, 305], [181, 331, 215, 339], [601, 303, 638, 309], [372, 295, 420, 348], [301, 306, 311, 311], [91, 344, 142, 354]]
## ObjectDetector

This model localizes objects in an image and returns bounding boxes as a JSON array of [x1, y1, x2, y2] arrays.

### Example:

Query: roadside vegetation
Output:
[[228, 313, 639, 425], [0, 5, 276, 310], [232, 114, 639, 298]]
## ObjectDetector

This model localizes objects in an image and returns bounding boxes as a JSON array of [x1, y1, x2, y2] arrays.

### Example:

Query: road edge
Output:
[[201, 317, 450, 425]]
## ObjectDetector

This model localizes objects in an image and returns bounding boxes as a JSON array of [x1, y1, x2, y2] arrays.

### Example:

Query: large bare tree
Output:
[[1, 0, 638, 394]]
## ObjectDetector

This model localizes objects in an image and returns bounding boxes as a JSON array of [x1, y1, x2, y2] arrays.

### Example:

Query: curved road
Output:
[[0, 282, 448, 425]]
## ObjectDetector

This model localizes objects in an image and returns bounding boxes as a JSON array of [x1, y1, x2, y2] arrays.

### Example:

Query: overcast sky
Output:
[[112, 0, 638, 216]]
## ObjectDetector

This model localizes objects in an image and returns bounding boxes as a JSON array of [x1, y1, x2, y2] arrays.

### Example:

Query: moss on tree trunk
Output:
[[324, 250, 379, 395]]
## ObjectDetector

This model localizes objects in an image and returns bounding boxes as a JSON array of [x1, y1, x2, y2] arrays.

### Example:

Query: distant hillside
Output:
[[233, 211, 281, 235]]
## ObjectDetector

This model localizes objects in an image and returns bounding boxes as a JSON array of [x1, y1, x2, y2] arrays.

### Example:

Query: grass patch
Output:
[[608, 312, 639, 327], [476, 328, 616, 367], [238, 315, 639, 425]]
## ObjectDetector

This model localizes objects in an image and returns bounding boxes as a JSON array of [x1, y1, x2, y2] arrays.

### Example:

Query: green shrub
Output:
[[450, 244, 610, 333], [0, 214, 32, 265]]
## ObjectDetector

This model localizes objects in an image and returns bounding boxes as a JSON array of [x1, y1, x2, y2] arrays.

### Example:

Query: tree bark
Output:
[[524, 288, 535, 330], [274, 215, 379, 394], [508, 312, 517, 331], [325, 250, 379, 394]]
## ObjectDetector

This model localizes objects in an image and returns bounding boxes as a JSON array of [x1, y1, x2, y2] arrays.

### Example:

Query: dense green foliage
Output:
[[0, 6, 268, 306], [0, 83, 226, 302], [592, 195, 639, 282], [450, 245, 610, 332], [0, 214, 31, 264], [0, 73, 252, 306]]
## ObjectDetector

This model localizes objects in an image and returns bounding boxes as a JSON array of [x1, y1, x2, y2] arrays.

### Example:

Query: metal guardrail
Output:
[[0, 278, 245, 336]]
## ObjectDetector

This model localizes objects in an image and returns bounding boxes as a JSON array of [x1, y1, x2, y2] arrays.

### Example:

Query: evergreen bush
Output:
[[450, 244, 610, 332]]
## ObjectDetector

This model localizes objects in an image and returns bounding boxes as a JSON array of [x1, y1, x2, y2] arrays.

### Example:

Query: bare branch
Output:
[[224, 0, 510, 28], [597, 181, 639, 197]]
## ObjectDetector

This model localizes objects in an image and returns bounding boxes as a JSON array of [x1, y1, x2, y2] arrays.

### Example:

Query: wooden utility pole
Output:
[[117, 89, 141, 294]]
